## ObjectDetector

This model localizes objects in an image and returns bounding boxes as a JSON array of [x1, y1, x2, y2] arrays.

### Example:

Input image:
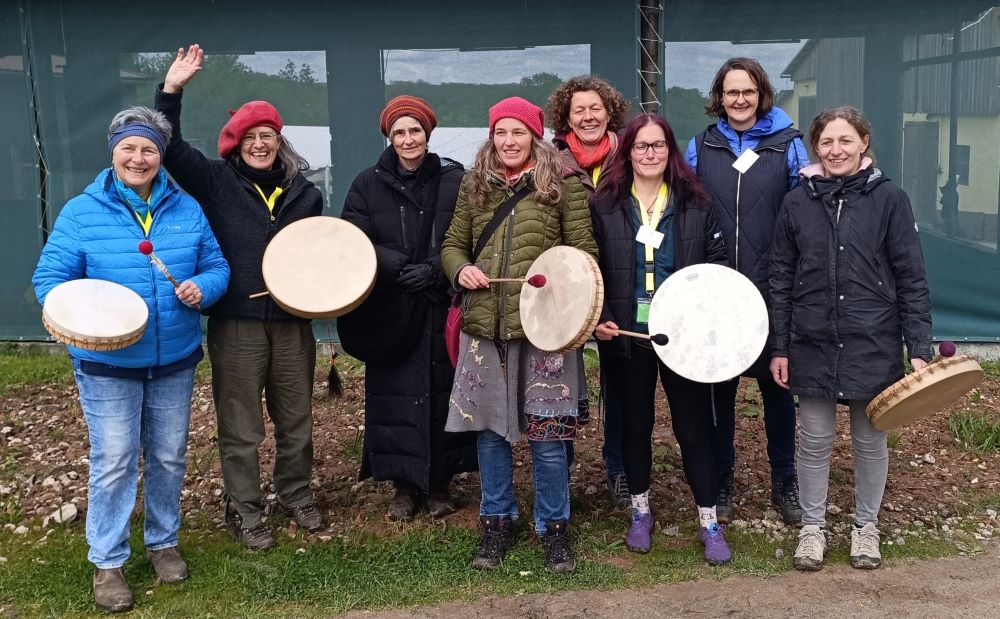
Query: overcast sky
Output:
[[237, 40, 804, 93]]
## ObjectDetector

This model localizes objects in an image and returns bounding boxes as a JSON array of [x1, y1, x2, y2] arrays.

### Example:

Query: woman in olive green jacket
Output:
[[441, 97, 597, 575]]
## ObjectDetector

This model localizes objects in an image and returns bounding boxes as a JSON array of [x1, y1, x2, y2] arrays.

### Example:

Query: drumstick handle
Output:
[[616, 329, 651, 340], [489, 277, 526, 283], [248, 291, 270, 299], [148, 254, 180, 288]]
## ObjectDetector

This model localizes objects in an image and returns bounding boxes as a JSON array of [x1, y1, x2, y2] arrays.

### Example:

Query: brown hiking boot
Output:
[[226, 499, 275, 551], [426, 487, 456, 518], [285, 503, 324, 532], [387, 482, 417, 521], [93, 567, 133, 613], [147, 546, 188, 584]]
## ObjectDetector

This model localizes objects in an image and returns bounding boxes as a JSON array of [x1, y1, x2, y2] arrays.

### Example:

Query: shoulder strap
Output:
[[470, 185, 532, 263]]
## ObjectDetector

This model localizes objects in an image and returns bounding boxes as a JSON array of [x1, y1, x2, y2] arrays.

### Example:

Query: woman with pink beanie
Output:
[[441, 97, 597, 574]]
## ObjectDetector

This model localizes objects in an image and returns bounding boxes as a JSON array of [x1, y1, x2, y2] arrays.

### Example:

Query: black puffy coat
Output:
[[340, 147, 477, 490], [155, 86, 323, 322], [770, 166, 933, 401], [590, 189, 727, 359]]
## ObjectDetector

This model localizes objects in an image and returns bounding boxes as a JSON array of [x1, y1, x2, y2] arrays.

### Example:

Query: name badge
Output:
[[636, 298, 651, 324], [636, 225, 664, 249], [732, 148, 760, 174]]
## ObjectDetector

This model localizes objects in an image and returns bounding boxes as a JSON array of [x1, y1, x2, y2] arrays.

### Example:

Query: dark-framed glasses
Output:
[[723, 88, 758, 100], [632, 140, 668, 155]]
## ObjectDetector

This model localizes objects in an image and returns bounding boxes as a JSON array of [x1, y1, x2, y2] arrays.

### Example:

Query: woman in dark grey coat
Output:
[[338, 95, 477, 520], [770, 106, 932, 573]]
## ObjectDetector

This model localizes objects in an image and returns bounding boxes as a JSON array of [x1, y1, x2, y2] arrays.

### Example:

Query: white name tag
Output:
[[732, 148, 760, 174], [636, 225, 664, 249]]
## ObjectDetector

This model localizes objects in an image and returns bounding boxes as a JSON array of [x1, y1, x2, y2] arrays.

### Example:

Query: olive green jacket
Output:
[[441, 171, 598, 341]]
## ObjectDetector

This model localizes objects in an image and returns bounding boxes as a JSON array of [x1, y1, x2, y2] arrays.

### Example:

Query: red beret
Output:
[[380, 95, 437, 138], [217, 100, 283, 157], [489, 97, 544, 138]]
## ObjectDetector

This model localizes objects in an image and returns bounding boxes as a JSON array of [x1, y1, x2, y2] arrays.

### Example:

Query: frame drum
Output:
[[866, 355, 985, 431], [520, 246, 604, 352], [42, 279, 148, 351], [261, 216, 377, 319], [648, 263, 768, 383]]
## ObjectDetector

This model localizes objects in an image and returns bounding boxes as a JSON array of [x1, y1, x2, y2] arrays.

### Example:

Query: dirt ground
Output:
[[342, 546, 1000, 618], [3, 356, 1000, 616]]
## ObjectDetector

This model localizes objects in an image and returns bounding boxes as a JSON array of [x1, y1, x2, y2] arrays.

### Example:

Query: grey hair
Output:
[[107, 106, 172, 144]]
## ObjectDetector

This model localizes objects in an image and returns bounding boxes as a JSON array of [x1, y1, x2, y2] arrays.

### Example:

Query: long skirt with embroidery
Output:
[[445, 331, 580, 444]]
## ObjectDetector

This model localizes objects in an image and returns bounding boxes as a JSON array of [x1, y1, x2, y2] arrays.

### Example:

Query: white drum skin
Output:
[[42, 279, 148, 351], [648, 263, 768, 383], [520, 246, 604, 352]]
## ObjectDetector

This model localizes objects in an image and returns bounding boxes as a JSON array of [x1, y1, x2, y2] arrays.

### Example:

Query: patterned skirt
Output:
[[444, 332, 581, 443]]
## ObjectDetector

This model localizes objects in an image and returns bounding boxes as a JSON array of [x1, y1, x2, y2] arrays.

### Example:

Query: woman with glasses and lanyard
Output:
[[591, 113, 731, 564], [684, 57, 809, 526]]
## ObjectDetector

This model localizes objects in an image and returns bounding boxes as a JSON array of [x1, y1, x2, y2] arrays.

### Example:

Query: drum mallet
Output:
[[489, 274, 547, 287], [138, 240, 180, 287], [933, 340, 957, 363], [615, 329, 669, 346]]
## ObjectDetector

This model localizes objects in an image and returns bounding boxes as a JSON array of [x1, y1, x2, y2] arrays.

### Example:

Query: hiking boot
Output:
[[771, 475, 804, 525], [226, 500, 275, 551], [387, 482, 417, 521], [625, 511, 654, 554], [850, 522, 882, 569], [472, 515, 514, 570], [716, 466, 734, 524], [699, 523, 732, 565], [285, 502, 323, 532], [93, 567, 133, 613], [426, 487, 456, 518], [793, 525, 827, 571], [146, 546, 188, 584], [540, 519, 576, 574], [607, 473, 631, 509]]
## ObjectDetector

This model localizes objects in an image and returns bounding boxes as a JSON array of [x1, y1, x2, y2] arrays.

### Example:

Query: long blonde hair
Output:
[[464, 136, 565, 209]]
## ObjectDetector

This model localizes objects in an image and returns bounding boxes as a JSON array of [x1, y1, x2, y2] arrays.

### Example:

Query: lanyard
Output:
[[632, 182, 668, 292], [134, 205, 152, 235], [253, 184, 284, 213], [591, 164, 601, 186]]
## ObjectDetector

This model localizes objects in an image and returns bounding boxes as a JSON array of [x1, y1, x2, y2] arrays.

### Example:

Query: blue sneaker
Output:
[[625, 511, 653, 553], [700, 523, 732, 565]]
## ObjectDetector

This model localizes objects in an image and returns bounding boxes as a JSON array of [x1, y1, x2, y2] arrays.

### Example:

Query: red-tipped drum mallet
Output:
[[489, 274, 547, 287], [138, 240, 180, 288]]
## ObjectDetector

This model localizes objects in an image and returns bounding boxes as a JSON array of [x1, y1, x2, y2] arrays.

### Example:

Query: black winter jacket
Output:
[[591, 189, 727, 359], [692, 125, 801, 298], [154, 87, 323, 321], [340, 147, 476, 490], [770, 166, 933, 401]]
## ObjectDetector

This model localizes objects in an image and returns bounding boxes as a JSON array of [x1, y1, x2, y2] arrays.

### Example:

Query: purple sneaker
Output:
[[625, 511, 653, 553], [700, 523, 732, 565]]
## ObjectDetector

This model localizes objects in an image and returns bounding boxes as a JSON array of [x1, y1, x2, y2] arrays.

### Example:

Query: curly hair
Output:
[[464, 136, 565, 210], [545, 75, 630, 136], [705, 57, 775, 121]]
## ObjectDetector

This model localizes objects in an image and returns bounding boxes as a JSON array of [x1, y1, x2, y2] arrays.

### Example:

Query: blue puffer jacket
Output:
[[32, 168, 230, 368]]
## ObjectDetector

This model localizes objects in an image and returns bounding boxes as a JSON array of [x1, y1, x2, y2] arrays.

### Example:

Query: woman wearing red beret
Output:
[[155, 44, 324, 551]]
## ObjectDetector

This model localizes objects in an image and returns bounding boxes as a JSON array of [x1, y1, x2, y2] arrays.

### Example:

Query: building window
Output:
[[955, 144, 970, 186]]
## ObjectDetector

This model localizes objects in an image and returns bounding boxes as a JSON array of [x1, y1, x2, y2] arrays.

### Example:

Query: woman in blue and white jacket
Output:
[[32, 106, 228, 613], [685, 57, 809, 527]]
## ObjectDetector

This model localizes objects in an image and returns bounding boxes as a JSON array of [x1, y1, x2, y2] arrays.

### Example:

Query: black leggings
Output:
[[603, 344, 718, 507]]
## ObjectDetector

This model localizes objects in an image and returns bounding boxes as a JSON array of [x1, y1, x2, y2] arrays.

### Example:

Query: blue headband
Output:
[[108, 123, 167, 159]]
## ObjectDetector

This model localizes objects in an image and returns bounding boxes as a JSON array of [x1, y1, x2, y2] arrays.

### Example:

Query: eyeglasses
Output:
[[632, 141, 668, 155], [241, 131, 278, 146], [723, 88, 758, 101]]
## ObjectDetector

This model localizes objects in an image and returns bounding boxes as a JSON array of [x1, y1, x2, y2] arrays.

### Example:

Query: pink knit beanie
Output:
[[488, 97, 544, 138]]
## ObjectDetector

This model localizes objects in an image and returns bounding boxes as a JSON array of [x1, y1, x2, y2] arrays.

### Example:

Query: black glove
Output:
[[397, 262, 437, 292]]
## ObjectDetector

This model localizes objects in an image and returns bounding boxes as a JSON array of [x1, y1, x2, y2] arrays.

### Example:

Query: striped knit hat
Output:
[[380, 95, 437, 138]]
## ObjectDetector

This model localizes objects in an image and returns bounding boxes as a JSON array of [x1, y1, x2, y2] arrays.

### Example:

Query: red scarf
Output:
[[505, 160, 536, 183], [566, 131, 612, 170]]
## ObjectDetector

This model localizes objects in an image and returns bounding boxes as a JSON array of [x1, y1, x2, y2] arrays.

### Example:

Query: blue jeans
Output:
[[73, 360, 195, 568], [477, 430, 570, 534], [711, 376, 797, 479]]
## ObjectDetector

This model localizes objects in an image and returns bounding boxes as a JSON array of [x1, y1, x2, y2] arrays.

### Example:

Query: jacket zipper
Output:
[[400, 204, 410, 248], [497, 193, 516, 340]]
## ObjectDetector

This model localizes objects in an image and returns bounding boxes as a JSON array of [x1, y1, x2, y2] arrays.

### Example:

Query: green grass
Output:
[[949, 412, 1000, 453], [982, 360, 1000, 381], [0, 345, 73, 394], [886, 431, 902, 449]]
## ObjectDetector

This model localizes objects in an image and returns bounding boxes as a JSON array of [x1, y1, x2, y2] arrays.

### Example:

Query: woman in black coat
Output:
[[590, 113, 732, 565], [770, 106, 932, 572], [339, 95, 477, 520]]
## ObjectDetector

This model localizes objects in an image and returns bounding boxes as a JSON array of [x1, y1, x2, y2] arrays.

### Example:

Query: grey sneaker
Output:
[[93, 567, 133, 613], [226, 500, 275, 551], [850, 523, 882, 569], [793, 525, 826, 571], [716, 466, 734, 524], [147, 546, 188, 584], [285, 503, 323, 532]]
